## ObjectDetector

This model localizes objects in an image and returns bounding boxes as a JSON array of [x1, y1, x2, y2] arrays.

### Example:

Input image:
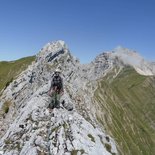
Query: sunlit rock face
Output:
[[0, 40, 118, 155]]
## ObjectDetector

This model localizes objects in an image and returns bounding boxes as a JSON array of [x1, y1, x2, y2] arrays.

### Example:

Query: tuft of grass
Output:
[[14, 142, 21, 151], [37, 150, 46, 155], [88, 134, 95, 143], [80, 149, 85, 154], [51, 126, 60, 133], [4, 139, 13, 145], [2, 100, 12, 114], [94, 66, 155, 155], [4, 78, 13, 90], [71, 150, 78, 155], [0, 56, 35, 92], [63, 122, 68, 129], [71, 149, 85, 155], [105, 143, 112, 153]]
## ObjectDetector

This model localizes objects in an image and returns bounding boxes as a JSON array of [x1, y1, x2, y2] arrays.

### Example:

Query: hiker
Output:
[[48, 69, 64, 109]]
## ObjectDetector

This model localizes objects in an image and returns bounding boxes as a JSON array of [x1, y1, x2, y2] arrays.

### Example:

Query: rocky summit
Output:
[[0, 40, 155, 155], [0, 41, 117, 155]]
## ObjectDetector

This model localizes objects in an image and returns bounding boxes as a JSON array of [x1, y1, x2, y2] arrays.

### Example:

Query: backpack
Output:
[[52, 75, 62, 90]]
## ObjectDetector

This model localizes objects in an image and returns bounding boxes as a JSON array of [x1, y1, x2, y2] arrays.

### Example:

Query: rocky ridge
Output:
[[0, 41, 117, 155], [0, 40, 154, 155]]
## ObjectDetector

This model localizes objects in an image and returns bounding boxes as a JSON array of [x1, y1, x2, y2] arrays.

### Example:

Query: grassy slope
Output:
[[0, 56, 35, 92], [94, 67, 155, 155]]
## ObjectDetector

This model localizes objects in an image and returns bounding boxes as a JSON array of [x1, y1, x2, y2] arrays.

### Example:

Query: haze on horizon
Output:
[[0, 0, 155, 63]]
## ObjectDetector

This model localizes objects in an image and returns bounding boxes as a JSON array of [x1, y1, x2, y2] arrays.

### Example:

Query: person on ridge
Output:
[[48, 69, 64, 109]]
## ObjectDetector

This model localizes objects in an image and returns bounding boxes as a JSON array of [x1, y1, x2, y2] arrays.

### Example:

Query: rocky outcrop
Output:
[[0, 41, 117, 155]]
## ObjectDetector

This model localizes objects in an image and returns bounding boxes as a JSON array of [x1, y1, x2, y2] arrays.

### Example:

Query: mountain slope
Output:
[[0, 41, 117, 155], [0, 56, 35, 92], [0, 40, 155, 155], [94, 66, 155, 155]]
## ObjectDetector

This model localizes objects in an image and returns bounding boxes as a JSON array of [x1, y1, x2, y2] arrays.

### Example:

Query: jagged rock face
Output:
[[0, 41, 117, 155], [91, 46, 155, 76]]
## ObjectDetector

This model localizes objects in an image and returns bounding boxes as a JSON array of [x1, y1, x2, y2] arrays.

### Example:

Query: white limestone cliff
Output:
[[0, 41, 117, 155]]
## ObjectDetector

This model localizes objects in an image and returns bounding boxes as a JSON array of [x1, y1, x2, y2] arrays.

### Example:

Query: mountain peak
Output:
[[41, 40, 67, 53], [108, 46, 155, 76], [0, 41, 118, 155], [35, 40, 69, 65], [114, 46, 139, 57]]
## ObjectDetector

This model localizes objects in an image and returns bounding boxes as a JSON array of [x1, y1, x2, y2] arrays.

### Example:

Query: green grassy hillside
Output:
[[94, 67, 155, 155], [0, 56, 35, 92]]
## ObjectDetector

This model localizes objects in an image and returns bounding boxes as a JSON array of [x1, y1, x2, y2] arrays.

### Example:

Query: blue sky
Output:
[[0, 0, 155, 63]]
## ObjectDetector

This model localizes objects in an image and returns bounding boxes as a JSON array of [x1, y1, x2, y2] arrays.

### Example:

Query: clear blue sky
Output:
[[0, 0, 155, 63]]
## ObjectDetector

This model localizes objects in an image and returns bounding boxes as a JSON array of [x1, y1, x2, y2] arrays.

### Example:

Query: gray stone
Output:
[[0, 40, 119, 155]]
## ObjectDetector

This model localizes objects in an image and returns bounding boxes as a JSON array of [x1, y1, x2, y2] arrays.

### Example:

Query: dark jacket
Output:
[[50, 75, 63, 92]]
